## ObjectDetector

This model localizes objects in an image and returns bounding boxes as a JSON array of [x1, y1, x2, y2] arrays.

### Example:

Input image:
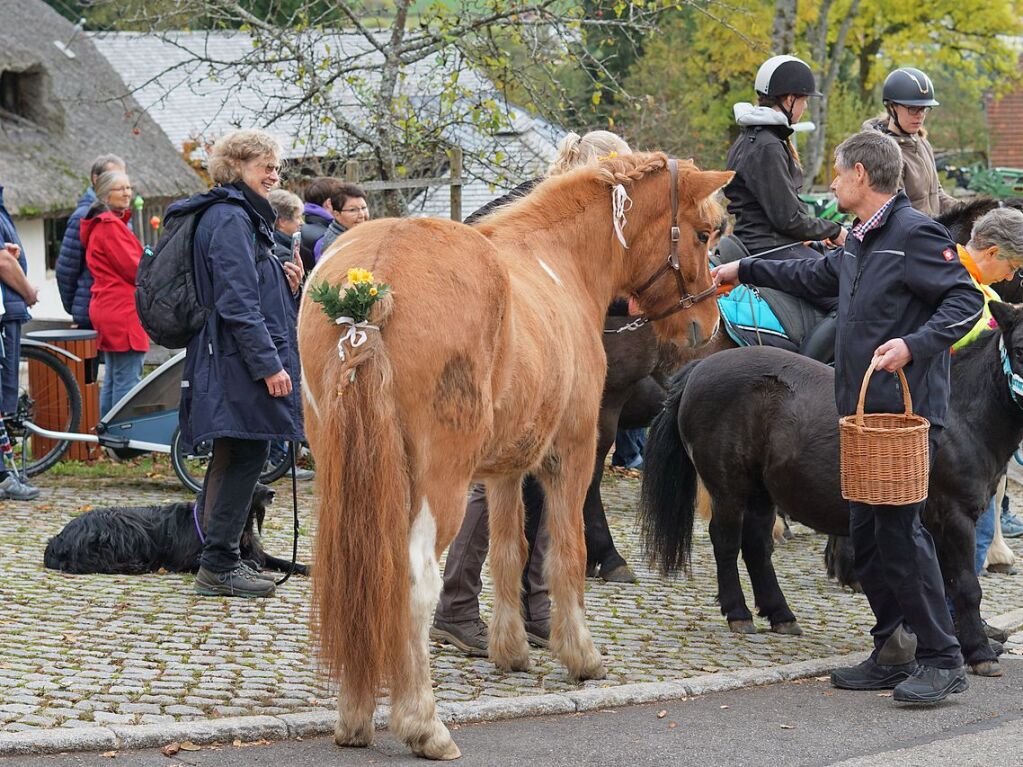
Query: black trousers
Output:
[[199, 437, 270, 573], [849, 428, 962, 668]]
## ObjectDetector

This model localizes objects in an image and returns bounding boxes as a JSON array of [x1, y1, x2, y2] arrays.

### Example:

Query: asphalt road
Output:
[[5, 658, 1023, 767]]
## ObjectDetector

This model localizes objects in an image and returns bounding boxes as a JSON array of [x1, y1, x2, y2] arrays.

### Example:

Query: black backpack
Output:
[[135, 199, 238, 348]]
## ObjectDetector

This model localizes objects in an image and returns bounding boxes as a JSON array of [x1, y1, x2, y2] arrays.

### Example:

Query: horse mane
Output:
[[950, 328, 1002, 404], [474, 151, 676, 237]]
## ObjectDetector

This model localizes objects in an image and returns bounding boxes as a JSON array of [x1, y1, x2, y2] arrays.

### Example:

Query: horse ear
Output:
[[684, 170, 734, 203], [990, 301, 1019, 334]]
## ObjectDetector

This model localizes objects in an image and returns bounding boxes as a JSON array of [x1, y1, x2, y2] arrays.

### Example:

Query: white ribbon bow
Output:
[[335, 316, 378, 360], [612, 184, 632, 249]]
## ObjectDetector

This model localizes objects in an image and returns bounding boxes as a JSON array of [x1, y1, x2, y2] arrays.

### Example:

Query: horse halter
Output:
[[607, 158, 718, 335]]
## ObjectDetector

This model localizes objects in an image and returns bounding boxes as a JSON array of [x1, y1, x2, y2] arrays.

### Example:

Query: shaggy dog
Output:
[[43, 484, 308, 576]]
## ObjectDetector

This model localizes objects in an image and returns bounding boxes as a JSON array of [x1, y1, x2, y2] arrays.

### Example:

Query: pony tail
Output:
[[639, 361, 702, 575], [549, 132, 582, 176], [309, 332, 412, 705], [787, 138, 802, 168]]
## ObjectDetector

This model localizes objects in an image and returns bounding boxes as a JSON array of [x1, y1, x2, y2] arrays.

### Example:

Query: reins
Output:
[[606, 159, 718, 335]]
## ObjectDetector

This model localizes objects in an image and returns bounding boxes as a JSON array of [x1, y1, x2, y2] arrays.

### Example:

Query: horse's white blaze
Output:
[[306, 236, 359, 288], [409, 500, 441, 621], [536, 257, 563, 287]]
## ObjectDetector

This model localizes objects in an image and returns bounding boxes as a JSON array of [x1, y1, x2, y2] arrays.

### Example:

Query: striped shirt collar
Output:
[[850, 194, 898, 242]]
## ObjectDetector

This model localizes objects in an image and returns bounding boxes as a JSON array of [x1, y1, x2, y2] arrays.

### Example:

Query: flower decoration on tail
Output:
[[308, 268, 391, 361]]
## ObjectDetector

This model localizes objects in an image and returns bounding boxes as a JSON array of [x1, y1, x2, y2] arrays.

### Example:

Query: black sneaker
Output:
[[525, 618, 550, 648], [983, 620, 1010, 643], [430, 618, 489, 657], [831, 658, 917, 690], [194, 564, 276, 598], [893, 665, 968, 704]]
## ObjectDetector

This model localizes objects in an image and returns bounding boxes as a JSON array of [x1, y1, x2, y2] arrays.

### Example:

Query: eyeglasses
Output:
[[341, 206, 369, 215], [110, 185, 134, 193], [900, 105, 932, 116]]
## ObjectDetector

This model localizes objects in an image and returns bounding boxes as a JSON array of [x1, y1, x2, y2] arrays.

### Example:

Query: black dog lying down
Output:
[[43, 484, 308, 576]]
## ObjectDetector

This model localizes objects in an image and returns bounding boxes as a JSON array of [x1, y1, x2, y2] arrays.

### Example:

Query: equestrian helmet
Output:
[[882, 67, 939, 107], [755, 55, 822, 98]]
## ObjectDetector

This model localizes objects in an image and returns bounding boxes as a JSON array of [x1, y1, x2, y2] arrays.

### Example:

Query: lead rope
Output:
[[275, 440, 300, 586]]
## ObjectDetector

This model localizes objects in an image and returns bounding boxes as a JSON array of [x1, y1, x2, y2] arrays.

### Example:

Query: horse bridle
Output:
[[606, 158, 718, 334]]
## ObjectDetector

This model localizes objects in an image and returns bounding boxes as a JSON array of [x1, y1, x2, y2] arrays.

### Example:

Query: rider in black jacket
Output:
[[725, 55, 846, 259]]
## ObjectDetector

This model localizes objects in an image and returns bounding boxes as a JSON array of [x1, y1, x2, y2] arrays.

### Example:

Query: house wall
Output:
[[988, 88, 1023, 167], [13, 216, 68, 322]]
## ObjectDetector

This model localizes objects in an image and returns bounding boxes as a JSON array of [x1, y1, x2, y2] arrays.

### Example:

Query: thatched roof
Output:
[[0, 0, 205, 217]]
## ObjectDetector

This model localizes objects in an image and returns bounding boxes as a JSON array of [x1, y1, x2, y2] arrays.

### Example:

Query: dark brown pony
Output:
[[298, 153, 731, 760]]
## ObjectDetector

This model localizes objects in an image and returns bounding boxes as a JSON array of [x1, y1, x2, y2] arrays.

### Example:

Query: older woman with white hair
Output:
[[80, 169, 148, 416], [168, 128, 304, 598]]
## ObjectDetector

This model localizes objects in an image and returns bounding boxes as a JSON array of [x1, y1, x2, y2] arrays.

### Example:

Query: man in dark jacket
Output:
[[299, 176, 344, 272], [56, 155, 125, 328], [714, 130, 983, 705]]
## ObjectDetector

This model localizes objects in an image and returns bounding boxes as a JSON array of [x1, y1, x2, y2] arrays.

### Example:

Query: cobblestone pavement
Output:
[[2, 467, 1022, 734]]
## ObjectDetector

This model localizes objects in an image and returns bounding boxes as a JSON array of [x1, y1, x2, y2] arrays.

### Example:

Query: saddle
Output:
[[715, 234, 836, 364]]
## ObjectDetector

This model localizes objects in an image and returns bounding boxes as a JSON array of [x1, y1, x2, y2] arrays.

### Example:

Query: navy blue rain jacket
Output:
[[171, 186, 304, 448], [0, 188, 31, 323], [737, 193, 983, 427], [56, 188, 96, 327]]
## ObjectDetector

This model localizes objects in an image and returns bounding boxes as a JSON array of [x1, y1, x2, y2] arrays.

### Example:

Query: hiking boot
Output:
[[0, 473, 40, 501], [983, 620, 1010, 643], [239, 562, 277, 583], [1001, 509, 1023, 538], [831, 658, 917, 691], [430, 618, 489, 657], [525, 618, 550, 648], [194, 564, 276, 598], [892, 665, 968, 704]]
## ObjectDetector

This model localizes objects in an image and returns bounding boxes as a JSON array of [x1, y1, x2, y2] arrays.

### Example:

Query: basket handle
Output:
[[855, 356, 914, 426]]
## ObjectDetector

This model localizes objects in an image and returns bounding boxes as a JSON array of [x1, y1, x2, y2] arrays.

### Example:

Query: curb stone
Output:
[[3, 608, 1019, 759], [0, 652, 862, 757]]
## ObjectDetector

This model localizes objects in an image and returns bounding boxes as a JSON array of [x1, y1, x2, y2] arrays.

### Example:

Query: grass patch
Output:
[[43, 454, 174, 479]]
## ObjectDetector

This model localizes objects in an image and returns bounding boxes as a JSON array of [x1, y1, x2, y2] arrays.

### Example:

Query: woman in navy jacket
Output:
[[169, 129, 304, 598]]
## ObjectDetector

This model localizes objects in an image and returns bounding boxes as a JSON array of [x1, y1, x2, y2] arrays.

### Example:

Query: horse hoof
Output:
[[573, 658, 607, 682], [772, 621, 803, 636], [970, 660, 1003, 678], [601, 564, 638, 584], [491, 650, 531, 673], [410, 728, 461, 761], [728, 619, 757, 634], [335, 725, 373, 748]]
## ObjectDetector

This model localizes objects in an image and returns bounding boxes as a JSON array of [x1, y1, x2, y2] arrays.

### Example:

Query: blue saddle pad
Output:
[[718, 286, 789, 346]]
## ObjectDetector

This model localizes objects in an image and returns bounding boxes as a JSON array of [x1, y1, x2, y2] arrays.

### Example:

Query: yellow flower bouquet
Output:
[[308, 268, 390, 325]]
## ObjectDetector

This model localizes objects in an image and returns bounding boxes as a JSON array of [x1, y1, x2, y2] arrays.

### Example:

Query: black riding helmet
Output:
[[882, 67, 940, 107], [755, 55, 821, 125], [755, 55, 823, 98]]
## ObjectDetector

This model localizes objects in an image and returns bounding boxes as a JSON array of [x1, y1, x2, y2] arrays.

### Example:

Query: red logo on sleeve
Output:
[[943, 248, 955, 261]]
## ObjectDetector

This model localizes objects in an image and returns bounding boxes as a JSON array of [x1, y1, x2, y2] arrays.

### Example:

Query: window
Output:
[[44, 217, 69, 273], [0, 67, 52, 126]]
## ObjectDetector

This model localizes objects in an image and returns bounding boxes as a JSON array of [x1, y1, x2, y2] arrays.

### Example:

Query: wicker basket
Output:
[[839, 358, 930, 505]]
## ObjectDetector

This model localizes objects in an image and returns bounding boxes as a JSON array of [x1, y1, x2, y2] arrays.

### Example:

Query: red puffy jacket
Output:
[[80, 209, 149, 352]]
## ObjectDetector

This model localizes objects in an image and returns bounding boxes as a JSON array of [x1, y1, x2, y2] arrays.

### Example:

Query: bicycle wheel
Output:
[[171, 430, 296, 493], [171, 426, 208, 494], [8, 346, 83, 476]]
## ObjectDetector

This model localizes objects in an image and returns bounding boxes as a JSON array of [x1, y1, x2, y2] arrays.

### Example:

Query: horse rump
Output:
[[639, 359, 703, 576], [43, 484, 307, 576]]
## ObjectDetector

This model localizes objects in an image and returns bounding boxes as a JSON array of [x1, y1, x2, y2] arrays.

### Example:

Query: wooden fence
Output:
[[343, 148, 463, 221]]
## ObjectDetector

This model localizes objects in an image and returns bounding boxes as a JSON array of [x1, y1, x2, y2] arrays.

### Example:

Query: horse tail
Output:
[[640, 360, 702, 576], [310, 327, 412, 706]]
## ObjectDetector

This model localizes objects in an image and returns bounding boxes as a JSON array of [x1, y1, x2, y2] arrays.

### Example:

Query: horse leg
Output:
[[538, 448, 606, 681], [935, 507, 999, 677], [389, 489, 463, 761], [485, 476, 531, 672], [740, 502, 800, 635], [335, 682, 375, 749], [584, 403, 632, 581], [708, 505, 755, 634]]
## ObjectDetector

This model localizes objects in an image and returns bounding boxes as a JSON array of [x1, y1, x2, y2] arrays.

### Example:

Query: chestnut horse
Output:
[[298, 152, 731, 760]]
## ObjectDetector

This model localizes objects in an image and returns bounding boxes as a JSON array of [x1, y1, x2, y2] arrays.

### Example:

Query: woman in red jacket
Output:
[[80, 171, 149, 416]]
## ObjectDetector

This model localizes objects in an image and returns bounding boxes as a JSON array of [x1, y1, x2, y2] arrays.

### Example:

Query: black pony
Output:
[[640, 302, 1023, 676], [43, 484, 308, 576]]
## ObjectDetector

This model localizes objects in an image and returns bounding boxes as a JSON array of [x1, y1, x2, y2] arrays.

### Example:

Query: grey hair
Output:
[[93, 170, 130, 205], [269, 189, 303, 222], [834, 131, 903, 194], [969, 207, 1023, 262], [549, 130, 631, 177], [90, 154, 125, 183], [207, 129, 282, 185]]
